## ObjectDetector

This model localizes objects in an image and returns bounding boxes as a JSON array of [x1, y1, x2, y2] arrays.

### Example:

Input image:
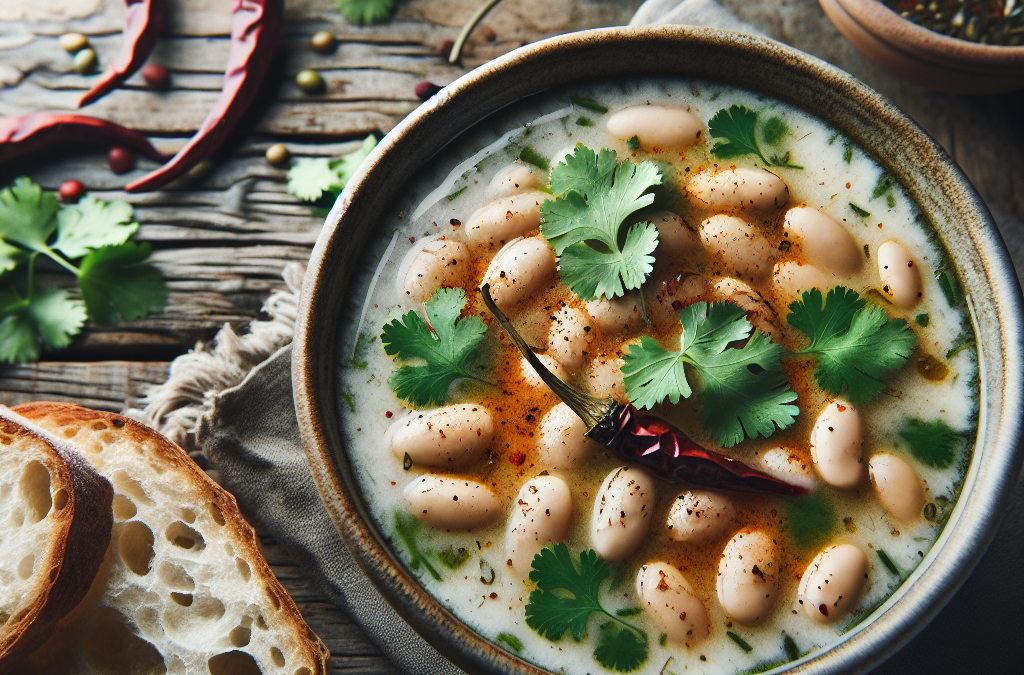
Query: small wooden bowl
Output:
[[819, 0, 1024, 94]]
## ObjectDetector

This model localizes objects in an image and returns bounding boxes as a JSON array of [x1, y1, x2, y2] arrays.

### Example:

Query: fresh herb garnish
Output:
[[437, 545, 471, 569], [446, 186, 468, 202], [340, 391, 356, 413], [784, 489, 835, 549], [626, 135, 641, 152], [525, 544, 648, 673], [576, 115, 594, 127], [727, 631, 754, 653], [934, 267, 965, 306], [849, 202, 871, 218], [539, 145, 662, 300], [393, 511, 442, 581], [945, 333, 975, 359], [380, 287, 489, 408], [622, 302, 798, 447], [787, 287, 917, 406], [287, 135, 377, 202], [708, 104, 803, 169], [915, 313, 930, 327], [898, 418, 959, 468], [335, 0, 396, 25], [876, 548, 902, 576], [570, 93, 608, 114], [761, 116, 789, 145], [0, 178, 166, 363], [615, 606, 643, 617], [495, 632, 523, 652], [783, 634, 801, 662], [871, 172, 896, 201], [519, 146, 549, 171]]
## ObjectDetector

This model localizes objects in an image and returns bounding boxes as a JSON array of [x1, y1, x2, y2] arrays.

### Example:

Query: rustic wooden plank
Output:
[[0, 361, 169, 410]]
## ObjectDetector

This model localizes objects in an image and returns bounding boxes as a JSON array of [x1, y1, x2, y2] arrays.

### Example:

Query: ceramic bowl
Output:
[[293, 25, 1024, 675], [819, 0, 1024, 94]]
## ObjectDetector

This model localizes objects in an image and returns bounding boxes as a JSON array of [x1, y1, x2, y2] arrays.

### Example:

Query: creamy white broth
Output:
[[336, 79, 977, 674]]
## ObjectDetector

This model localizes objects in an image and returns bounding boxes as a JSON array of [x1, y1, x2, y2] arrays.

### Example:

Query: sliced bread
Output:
[[12, 402, 330, 675], [0, 407, 113, 675]]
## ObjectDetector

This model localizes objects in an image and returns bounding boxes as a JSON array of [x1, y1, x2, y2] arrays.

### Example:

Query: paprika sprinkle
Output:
[[79, 0, 166, 107], [0, 113, 163, 165], [126, 0, 283, 193]]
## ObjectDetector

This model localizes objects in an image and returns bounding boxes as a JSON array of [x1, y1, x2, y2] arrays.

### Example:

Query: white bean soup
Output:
[[335, 78, 978, 675]]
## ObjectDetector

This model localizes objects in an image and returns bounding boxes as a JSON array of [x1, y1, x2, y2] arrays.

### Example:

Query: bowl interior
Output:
[[293, 25, 1024, 675]]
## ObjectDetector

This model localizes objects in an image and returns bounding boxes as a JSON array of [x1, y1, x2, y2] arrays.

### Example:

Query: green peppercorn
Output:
[[296, 69, 325, 94], [265, 143, 290, 166], [310, 31, 336, 53], [73, 48, 98, 74]]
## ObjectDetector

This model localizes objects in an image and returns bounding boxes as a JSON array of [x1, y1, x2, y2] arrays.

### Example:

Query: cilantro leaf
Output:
[[622, 302, 798, 447], [594, 621, 648, 673], [78, 242, 167, 325], [788, 287, 917, 406], [336, 0, 395, 24], [0, 177, 59, 251], [393, 511, 442, 581], [871, 172, 896, 201], [761, 116, 790, 146], [898, 418, 959, 469], [53, 196, 138, 259], [380, 287, 488, 407], [708, 105, 802, 169], [540, 146, 661, 300], [0, 287, 87, 364], [0, 241, 25, 274], [333, 134, 377, 185], [287, 136, 377, 203]]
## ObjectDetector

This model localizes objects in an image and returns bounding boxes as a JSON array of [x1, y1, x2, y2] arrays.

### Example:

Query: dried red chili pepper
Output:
[[125, 0, 282, 193], [79, 0, 166, 107], [481, 284, 809, 497], [0, 113, 163, 164]]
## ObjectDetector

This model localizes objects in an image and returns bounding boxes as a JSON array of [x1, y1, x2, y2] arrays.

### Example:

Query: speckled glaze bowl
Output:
[[819, 0, 1024, 94], [293, 26, 1024, 675]]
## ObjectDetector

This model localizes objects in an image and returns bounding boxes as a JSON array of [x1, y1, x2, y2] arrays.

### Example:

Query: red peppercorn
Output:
[[108, 146, 137, 174], [58, 180, 85, 204], [141, 64, 171, 90], [415, 81, 443, 101]]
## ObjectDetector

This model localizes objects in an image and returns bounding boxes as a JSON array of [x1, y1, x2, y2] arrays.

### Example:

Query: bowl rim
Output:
[[293, 24, 1024, 675]]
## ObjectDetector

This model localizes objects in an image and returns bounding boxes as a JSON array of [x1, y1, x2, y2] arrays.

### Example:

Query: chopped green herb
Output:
[[689, 83, 702, 97], [336, 0, 396, 25], [446, 186, 468, 202], [496, 632, 523, 652], [708, 104, 802, 169], [539, 145, 661, 300], [787, 287, 917, 406], [626, 135, 641, 152], [886, 193, 897, 208], [519, 146, 549, 171], [761, 116, 790, 145], [615, 606, 642, 617], [783, 634, 801, 662], [785, 489, 835, 549], [915, 313, 930, 327], [727, 631, 754, 653], [622, 302, 798, 447], [740, 659, 788, 675], [876, 548, 902, 576], [287, 135, 378, 202], [570, 93, 608, 114], [898, 418, 959, 469], [437, 546, 471, 569], [393, 511, 442, 581], [945, 333, 975, 359], [380, 287, 489, 408], [659, 633, 668, 647], [843, 138, 854, 163], [340, 391, 356, 413], [525, 544, 648, 673], [828, 132, 841, 145], [576, 115, 594, 127], [849, 202, 870, 218], [871, 172, 896, 201], [935, 267, 965, 307]]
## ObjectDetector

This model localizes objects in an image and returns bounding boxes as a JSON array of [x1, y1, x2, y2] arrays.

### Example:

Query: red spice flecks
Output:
[[836, 404, 847, 412], [508, 451, 526, 467], [385, 411, 393, 418], [818, 603, 829, 617]]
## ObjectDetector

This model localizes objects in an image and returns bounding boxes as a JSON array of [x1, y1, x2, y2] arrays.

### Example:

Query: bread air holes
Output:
[[208, 651, 262, 675], [82, 607, 167, 675], [111, 470, 154, 506], [237, 557, 252, 581], [230, 617, 253, 647], [163, 594, 226, 641], [270, 647, 285, 667], [157, 561, 195, 591], [53, 488, 69, 511], [209, 501, 226, 526], [170, 592, 193, 607], [112, 494, 137, 521], [17, 553, 34, 580], [166, 521, 205, 551], [295, 669, 312, 675], [181, 507, 196, 524], [118, 521, 156, 576], [19, 460, 52, 525]]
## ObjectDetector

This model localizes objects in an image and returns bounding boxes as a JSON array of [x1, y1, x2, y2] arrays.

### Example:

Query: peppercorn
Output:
[[265, 143, 290, 166], [108, 147, 136, 174], [415, 81, 443, 101], [142, 64, 171, 90], [59, 33, 89, 53], [296, 69, 325, 94], [310, 30, 336, 53], [73, 48, 98, 75], [59, 180, 85, 204]]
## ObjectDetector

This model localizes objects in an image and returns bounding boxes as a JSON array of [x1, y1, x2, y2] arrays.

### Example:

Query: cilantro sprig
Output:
[[336, 0, 395, 25], [539, 145, 661, 300], [525, 544, 648, 673], [287, 135, 377, 203], [380, 287, 489, 408], [622, 302, 799, 447], [787, 287, 917, 406], [898, 418, 960, 468], [708, 104, 803, 169], [0, 178, 166, 364]]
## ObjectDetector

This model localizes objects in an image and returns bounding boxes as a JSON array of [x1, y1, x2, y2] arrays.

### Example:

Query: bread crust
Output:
[[12, 401, 330, 675], [0, 407, 114, 675]]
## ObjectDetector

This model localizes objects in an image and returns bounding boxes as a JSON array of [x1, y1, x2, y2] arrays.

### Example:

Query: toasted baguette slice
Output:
[[13, 402, 329, 675], [0, 407, 113, 675]]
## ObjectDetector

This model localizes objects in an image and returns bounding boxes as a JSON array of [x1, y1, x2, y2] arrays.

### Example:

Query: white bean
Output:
[[877, 240, 923, 309], [716, 529, 779, 626], [402, 238, 471, 304], [605, 105, 704, 152], [649, 211, 701, 275], [869, 453, 926, 522], [582, 352, 626, 401], [772, 260, 829, 303], [636, 562, 710, 646], [507, 476, 573, 574], [520, 353, 568, 390], [546, 304, 594, 372], [592, 466, 657, 561], [666, 490, 735, 543], [797, 544, 870, 624], [536, 402, 600, 470], [585, 293, 643, 337], [488, 163, 542, 199], [404, 475, 500, 530], [465, 191, 549, 249], [782, 206, 862, 276], [646, 273, 708, 327], [688, 168, 789, 213], [391, 405, 493, 468], [759, 446, 817, 490], [484, 236, 556, 311], [700, 214, 778, 281], [810, 400, 864, 489]]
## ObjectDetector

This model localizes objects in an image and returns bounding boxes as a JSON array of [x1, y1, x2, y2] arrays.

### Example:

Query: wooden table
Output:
[[1, 0, 1021, 673]]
